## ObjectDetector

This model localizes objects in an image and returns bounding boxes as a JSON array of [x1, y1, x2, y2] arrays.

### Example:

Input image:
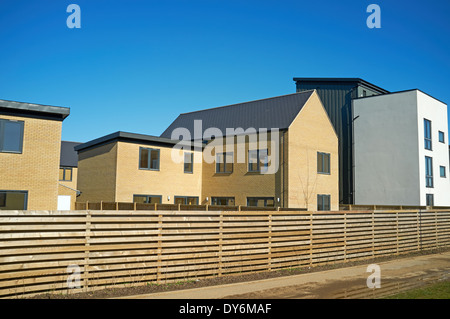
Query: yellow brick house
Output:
[[0, 99, 70, 210], [77, 90, 338, 210]]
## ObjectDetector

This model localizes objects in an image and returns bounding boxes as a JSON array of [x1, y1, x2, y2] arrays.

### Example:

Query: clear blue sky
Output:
[[0, 0, 449, 143]]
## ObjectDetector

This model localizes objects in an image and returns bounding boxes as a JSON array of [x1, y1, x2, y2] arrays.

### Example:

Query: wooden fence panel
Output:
[[0, 209, 449, 298]]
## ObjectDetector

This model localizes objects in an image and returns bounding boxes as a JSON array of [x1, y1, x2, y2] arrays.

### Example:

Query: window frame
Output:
[[317, 152, 331, 175], [425, 156, 434, 188], [440, 166, 446, 178], [59, 167, 73, 182], [174, 196, 199, 205], [426, 194, 434, 207], [183, 152, 194, 174], [139, 147, 160, 171], [439, 131, 445, 144], [424, 119, 432, 150], [246, 197, 275, 207], [0, 190, 28, 210], [216, 152, 233, 174], [317, 194, 331, 211], [248, 149, 269, 173], [0, 119, 24, 154], [211, 197, 235, 206], [133, 194, 162, 204]]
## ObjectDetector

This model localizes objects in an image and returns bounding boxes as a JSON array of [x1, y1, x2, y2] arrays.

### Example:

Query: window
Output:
[[248, 149, 268, 173], [133, 194, 162, 204], [425, 156, 433, 188], [363, 90, 367, 97], [0, 119, 24, 153], [439, 131, 445, 143], [184, 152, 193, 173], [424, 119, 432, 150], [426, 194, 434, 207], [139, 147, 160, 170], [317, 194, 331, 211], [216, 152, 233, 173], [0, 190, 28, 210], [440, 166, 446, 178], [174, 196, 199, 205], [211, 197, 235, 206], [59, 167, 73, 181], [317, 152, 330, 174], [247, 197, 275, 207]]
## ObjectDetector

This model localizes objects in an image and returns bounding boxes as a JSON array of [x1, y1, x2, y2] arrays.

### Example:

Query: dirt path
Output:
[[120, 251, 450, 299]]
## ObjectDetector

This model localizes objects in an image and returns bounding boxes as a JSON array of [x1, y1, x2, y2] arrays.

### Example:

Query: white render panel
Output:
[[353, 91, 420, 205], [416, 91, 450, 206]]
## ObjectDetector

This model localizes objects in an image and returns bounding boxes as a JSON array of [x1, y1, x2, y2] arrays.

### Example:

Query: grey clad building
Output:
[[293, 78, 390, 204]]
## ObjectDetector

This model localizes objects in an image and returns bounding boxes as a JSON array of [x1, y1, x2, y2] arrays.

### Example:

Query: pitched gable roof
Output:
[[160, 90, 315, 139]]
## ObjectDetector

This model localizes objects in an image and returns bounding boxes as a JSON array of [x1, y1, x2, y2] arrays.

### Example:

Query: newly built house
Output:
[[353, 89, 450, 206], [76, 90, 339, 210], [58, 141, 81, 210], [0, 99, 70, 210]]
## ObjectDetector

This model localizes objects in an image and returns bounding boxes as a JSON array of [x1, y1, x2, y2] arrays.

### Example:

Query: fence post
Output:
[[86, 201, 89, 210], [417, 210, 421, 251], [156, 213, 163, 284], [396, 211, 399, 255], [100, 201, 103, 210], [218, 211, 223, 277], [372, 210, 375, 257], [435, 210, 438, 248], [309, 212, 313, 266], [84, 210, 91, 292], [268, 213, 272, 271], [344, 212, 347, 262]]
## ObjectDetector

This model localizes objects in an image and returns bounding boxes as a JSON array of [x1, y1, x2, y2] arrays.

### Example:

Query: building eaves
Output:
[[0, 99, 70, 120]]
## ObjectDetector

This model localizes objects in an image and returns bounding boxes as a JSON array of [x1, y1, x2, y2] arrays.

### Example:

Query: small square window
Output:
[[216, 152, 233, 173], [0, 119, 24, 153], [139, 147, 160, 170], [317, 152, 330, 174], [317, 194, 331, 211]]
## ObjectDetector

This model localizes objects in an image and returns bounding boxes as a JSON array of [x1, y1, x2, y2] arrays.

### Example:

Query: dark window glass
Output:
[[216, 152, 233, 173], [175, 196, 199, 205], [439, 131, 445, 143], [184, 152, 193, 173], [133, 195, 162, 204], [139, 147, 160, 170], [424, 119, 432, 150], [211, 197, 235, 206], [0, 119, 24, 153], [247, 197, 275, 207], [425, 156, 433, 188], [440, 166, 446, 178], [0, 190, 28, 210], [317, 152, 331, 174], [317, 194, 331, 211], [426, 194, 434, 207]]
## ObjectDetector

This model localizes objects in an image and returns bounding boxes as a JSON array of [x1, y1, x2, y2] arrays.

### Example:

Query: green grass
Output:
[[384, 281, 450, 299]]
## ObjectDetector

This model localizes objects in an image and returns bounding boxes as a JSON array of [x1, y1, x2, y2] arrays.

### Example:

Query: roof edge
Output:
[[293, 77, 389, 94]]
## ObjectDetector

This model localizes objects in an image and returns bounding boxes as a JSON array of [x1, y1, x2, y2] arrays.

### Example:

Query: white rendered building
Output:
[[353, 89, 450, 206]]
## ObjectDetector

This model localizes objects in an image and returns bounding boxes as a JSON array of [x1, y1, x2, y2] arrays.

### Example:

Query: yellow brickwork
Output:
[[0, 114, 62, 210]]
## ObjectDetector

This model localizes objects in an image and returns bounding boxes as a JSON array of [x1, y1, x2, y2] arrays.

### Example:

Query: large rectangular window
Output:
[[0, 119, 24, 153], [248, 149, 268, 173], [211, 197, 235, 206], [133, 194, 162, 204], [174, 196, 199, 205], [317, 194, 331, 211], [317, 152, 331, 174], [139, 147, 160, 170], [425, 156, 433, 188], [0, 190, 28, 210], [216, 152, 233, 173], [424, 119, 432, 150], [247, 197, 275, 207], [59, 167, 73, 181], [184, 152, 193, 173]]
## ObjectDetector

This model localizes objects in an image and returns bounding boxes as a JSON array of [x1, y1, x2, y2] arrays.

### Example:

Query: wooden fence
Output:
[[74, 202, 306, 212], [0, 209, 449, 298]]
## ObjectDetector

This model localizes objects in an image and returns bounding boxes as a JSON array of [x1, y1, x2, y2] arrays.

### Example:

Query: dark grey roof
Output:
[[292, 78, 389, 94], [75, 131, 204, 153], [160, 91, 315, 139], [60, 141, 82, 167], [0, 99, 70, 120]]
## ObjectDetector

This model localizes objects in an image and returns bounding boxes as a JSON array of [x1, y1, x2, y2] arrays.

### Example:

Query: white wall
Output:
[[353, 90, 450, 206], [353, 91, 421, 205], [416, 91, 450, 206]]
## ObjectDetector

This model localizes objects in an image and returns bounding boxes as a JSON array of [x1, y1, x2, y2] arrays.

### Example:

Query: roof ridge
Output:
[[179, 90, 315, 115]]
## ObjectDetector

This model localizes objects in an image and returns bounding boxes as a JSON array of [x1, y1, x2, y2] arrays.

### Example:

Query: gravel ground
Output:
[[26, 247, 450, 299]]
